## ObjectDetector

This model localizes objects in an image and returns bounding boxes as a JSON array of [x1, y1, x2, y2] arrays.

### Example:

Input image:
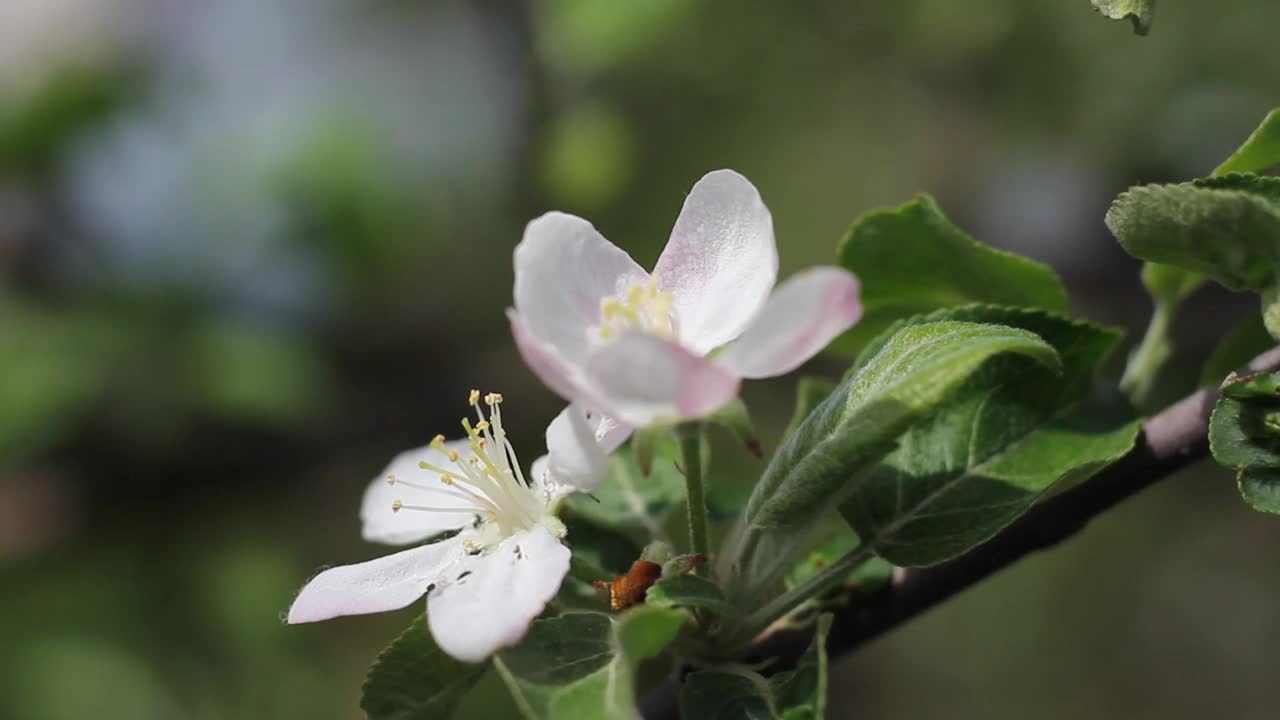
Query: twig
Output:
[[642, 345, 1280, 719]]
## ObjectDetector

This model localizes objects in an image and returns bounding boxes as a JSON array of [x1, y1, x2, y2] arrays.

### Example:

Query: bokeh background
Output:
[[2, 1, 1278, 718]]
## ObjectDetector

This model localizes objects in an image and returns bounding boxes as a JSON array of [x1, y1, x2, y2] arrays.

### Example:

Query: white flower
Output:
[[287, 391, 605, 663], [509, 168, 862, 443]]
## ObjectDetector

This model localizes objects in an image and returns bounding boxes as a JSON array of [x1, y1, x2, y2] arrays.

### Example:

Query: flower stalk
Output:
[[676, 423, 711, 573]]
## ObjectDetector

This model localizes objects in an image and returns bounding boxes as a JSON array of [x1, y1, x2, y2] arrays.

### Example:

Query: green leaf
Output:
[[839, 306, 1139, 566], [360, 614, 488, 720], [786, 528, 892, 595], [1201, 315, 1272, 388], [1090, 0, 1155, 35], [645, 574, 730, 616], [1210, 372, 1280, 514], [564, 436, 685, 540], [1106, 176, 1280, 293], [679, 668, 774, 720], [678, 615, 833, 720], [1108, 175, 1280, 341], [494, 608, 686, 720], [1215, 108, 1280, 176], [783, 377, 838, 442], [831, 195, 1068, 355], [746, 320, 1061, 530], [1115, 173, 1280, 403], [770, 614, 832, 720]]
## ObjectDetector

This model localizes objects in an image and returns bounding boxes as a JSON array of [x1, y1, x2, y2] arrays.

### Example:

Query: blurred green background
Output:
[[2, 1, 1278, 718]]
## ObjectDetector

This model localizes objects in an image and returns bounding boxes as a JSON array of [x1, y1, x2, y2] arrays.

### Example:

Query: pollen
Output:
[[595, 275, 676, 341]]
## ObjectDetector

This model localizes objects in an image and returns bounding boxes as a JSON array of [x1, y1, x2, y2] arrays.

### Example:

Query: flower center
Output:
[[386, 390, 556, 543], [595, 275, 677, 341]]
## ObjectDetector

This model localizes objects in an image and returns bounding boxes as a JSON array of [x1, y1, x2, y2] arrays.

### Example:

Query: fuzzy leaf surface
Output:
[[839, 306, 1140, 566]]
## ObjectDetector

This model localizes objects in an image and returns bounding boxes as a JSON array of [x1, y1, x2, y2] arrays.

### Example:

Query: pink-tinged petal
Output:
[[427, 526, 570, 662], [286, 537, 465, 624], [715, 267, 862, 379], [583, 332, 741, 426], [361, 440, 477, 545], [654, 170, 779, 355], [509, 309, 598, 406], [543, 405, 609, 493], [513, 211, 648, 362]]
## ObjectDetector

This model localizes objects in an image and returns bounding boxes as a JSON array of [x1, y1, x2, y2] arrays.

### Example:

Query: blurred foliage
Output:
[[1, 0, 1279, 718]]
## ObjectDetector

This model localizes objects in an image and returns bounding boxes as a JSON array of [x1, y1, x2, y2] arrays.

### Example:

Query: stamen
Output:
[[395, 502, 482, 514]]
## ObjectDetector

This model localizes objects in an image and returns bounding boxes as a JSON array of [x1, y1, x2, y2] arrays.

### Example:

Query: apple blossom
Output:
[[509, 169, 862, 443], [287, 392, 604, 663]]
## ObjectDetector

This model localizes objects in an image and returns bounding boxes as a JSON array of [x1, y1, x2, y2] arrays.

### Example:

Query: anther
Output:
[[475, 420, 490, 431], [386, 474, 397, 486], [430, 434, 446, 447], [392, 499, 404, 512], [485, 393, 502, 405], [468, 389, 480, 404], [447, 449, 460, 462]]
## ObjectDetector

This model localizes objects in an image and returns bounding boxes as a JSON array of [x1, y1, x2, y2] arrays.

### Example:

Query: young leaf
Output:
[[645, 574, 731, 616], [787, 528, 892, 595], [1210, 372, 1280, 514], [838, 307, 1140, 566], [745, 320, 1061, 530], [1214, 108, 1280, 176], [1115, 170, 1280, 403], [564, 436, 685, 540], [832, 194, 1067, 355], [783, 377, 838, 441], [1106, 176, 1280, 292], [360, 614, 488, 720], [678, 615, 833, 720], [1108, 175, 1280, 339], [679, 668, 774, 720], [493, 608, 686, 720], [769, 614, 833, 720], [1090, 0, 1155, 35]]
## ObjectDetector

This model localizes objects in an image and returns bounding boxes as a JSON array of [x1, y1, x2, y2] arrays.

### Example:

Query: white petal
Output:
[[583, 332, 741, 426], [509, 310, 596, 406], [543, 405, 609, 493], [287, 537, 465, 624], [361, 440, 479, 545], [513, 211, 648, 362], [426, 526, 570, 662], [592, 412, 633, 454], [715, 267, 863, 379], [653, 170, 778, 355]]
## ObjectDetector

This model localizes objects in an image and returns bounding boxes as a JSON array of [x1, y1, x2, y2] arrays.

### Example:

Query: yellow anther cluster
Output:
[[597, 275, 675, 339], [394, 389, 542, 537]]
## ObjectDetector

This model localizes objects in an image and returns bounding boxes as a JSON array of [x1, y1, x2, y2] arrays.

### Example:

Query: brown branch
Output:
[[642, 345, 1280, 720]]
